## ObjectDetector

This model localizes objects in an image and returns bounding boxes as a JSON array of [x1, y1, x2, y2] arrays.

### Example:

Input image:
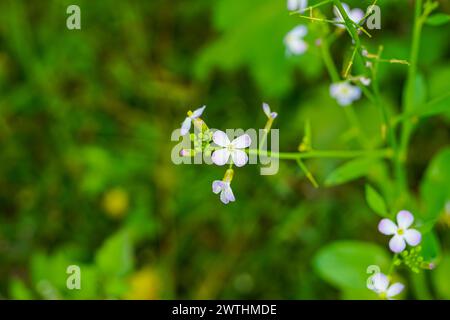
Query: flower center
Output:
[[397, 228, 404, 235], [340, 87, 350, 95], [227, 144, 235, 152]]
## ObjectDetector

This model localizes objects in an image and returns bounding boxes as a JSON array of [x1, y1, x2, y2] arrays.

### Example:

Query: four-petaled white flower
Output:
[[180, 105, 206, 136], [211, 131, 252, 167], [212, 180, 235, 204], [284, 25, 308, 56], [330, 82, 362, 106], [368, 272, 404, 300], [378, 210, 422, 253], [333, 3, 364, 28], [262, 102, 278, 119], [287, 0, 308, 12]]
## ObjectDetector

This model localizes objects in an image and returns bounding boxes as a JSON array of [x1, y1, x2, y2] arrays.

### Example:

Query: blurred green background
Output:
[[0, 0, 449, 299]]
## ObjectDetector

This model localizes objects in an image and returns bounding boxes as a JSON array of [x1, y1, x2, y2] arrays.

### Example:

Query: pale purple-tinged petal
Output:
[[404, 229, 421, 246], [220, 190, 230, 204], [290, 25, 307, 38], [224, 184, 235, 203], [180, 117, 192, 136], [386, 283, 404, 298], [330, 83, 340, 98], [232, 134, 252, 148], [378, 219, 397, 235], [191, 105, 206, 119], [262, 103, 271, 118], [231, 150, 248, 167], [271, 112, 278, 119], [350, 8, 365, 23], [396, 210, 414, 229], [287, 39, 308, 55], [212, 180, 224, 194], [337, 97, 352, 106], [389, 235, 406, 253], [287, 0, 298, 11], [211, 149, 231, 166], [350, 86, 362, 100], [372, 273, 389, 292], [212, 130, 230, 147]]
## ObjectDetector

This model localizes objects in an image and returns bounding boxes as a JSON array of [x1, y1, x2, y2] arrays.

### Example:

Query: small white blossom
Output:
[[368, 272, 404, 300], [212, 180, 235, 204], [284, 25, 308, 56], [211, 131, 252, 167], [333, 3, 364, 28], [262, 102, 278, 119], [378, 210, 422, 253], [180, 105, 206, 136], [329, 82, 362, 106], [287, 0, 308, 12]]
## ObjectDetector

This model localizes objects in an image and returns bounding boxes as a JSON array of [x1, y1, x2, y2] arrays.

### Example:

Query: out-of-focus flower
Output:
[[211, 131, 251, 167], [123, 267, 161, 300], [180, 105, 206, 136], [102, 187, 129, 219], [333, 3, 364, 28], [212, 169, 235, 204], [284, 25, 308, 56], [329, 82, 362, 106], [378, 210, 422, 253], [360, 77, 371, 86], [287, 0, 308, 12], [368, 272, 404, 300], [262, 102, 278, 119]]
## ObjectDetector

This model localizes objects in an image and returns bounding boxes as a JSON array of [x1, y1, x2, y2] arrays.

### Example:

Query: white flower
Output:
[[212, 180, 235, 204], [378, 210, 422, 253], [330, 82, 362, 106], [368, 273, 404, 300], [287, 0, 308, 12], [333, 3, 364, 28], [262, 102, 278, 119], [211, 131, 252, 167], [284, 25, 308, 56], [180, 105, 206, 135]]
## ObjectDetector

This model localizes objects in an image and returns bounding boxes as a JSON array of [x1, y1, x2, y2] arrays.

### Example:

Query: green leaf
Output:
[[9, 278, 34, 300], [95, 230, 134, 277], [365, 184, 389, 217], [325, 159, 379, 187], [313, 241, 390, 291], [426, 13, 450, 26], [413, 93, 450, 119], [433, 254, 450, 299], [419, 147, 450, 223]]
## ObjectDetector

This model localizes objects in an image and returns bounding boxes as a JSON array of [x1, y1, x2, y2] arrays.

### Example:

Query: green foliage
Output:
[[325, 159, 380, 186], [365, 184, 389, 218]]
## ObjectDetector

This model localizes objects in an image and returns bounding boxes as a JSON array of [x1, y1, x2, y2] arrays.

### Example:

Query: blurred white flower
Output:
[[284, 25, 308, 56], [360, 77, 371, 86], [333, 3, 364, 28], [180, 105, 206, 135], [287, 0, 308, 12], [211, 131, 252, 167], [329, 82, 361, 106], [262, 102, 278, 119], [378, 210, 422, 253], [368, 272, 404, 300]]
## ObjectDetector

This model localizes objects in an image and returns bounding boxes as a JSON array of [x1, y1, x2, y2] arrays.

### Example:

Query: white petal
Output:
[[232, 134, 252, 148], [337, 97, 352, 106], [287, 39, 308, 55], [330, 83, 341, 98], [396, 210, 414, 229], [290, 25, 307, 38], [212, 130, 230, 147], [270, 112, 278, 119], [262, 102, 271, 117], [404, 229, 421, 246], [350, 86, 362, 100], [389, 235, 406, 253], [287, 0, 297, 11], [350, 8, 365, 23], [211, 149, 231, 166], [180, 117, 192, 136], [372, 273, 389, 292], [212, 180, 224, 194], [386, 283, 404, 298], [220, 190, 230, 204], [231, 150, 248, 167], [190, 105, 206, 119], [378, 219, 397, 235]]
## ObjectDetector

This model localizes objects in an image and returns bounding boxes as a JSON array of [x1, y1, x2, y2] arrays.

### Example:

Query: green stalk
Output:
[[248, 148, 393, 160]]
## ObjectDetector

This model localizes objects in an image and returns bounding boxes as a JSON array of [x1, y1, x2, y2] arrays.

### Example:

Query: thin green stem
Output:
[[248, 148, 393, 160]]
